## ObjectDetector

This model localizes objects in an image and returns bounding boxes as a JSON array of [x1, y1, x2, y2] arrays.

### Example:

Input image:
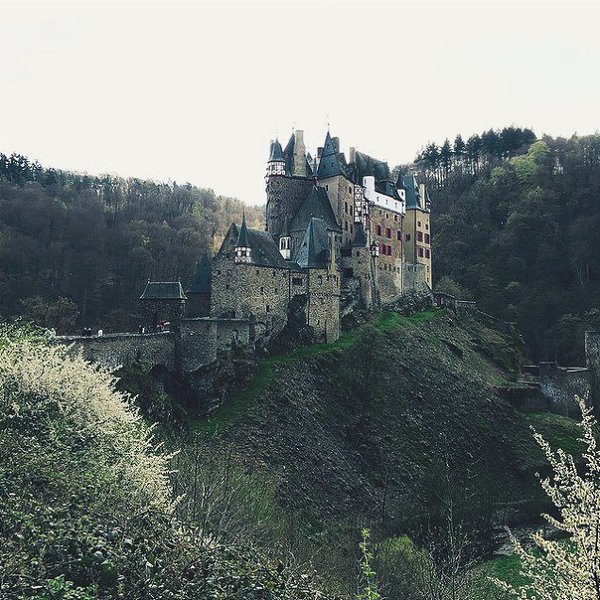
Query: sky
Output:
[[1, 0, 600, 204]]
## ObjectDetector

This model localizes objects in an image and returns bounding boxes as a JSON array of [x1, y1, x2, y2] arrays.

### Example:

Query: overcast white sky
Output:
[[1, 0, 599, 204]]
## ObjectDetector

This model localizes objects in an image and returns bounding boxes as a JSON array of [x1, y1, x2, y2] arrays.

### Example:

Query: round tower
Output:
[[265, 138, 285, 179]]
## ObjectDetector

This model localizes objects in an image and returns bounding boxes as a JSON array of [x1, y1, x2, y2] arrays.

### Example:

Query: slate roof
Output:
[[186, 255, 211, 294], [283, 133, 295, 175], [236, 214, 250, 247], [295, 217, 331, 269], [268, 139, 284, 162], [290, 185, 341, 234], [351, 151, 402, 200], [316, 131, 346, 179], [226, 222, 289, 268], [140, 281, 187, 300], [403, 174, 422, 209]]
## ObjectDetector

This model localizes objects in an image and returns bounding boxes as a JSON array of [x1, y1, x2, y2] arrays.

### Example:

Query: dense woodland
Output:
[[409, 128, 600, 364], [2, 128, 600, 362], [0, 155, 262, 333]]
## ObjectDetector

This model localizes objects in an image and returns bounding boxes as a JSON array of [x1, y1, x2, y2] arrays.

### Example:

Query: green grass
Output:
[[195, 309, 441, 434], [473, 553, 527, 598], [525, 411, 583, 455]]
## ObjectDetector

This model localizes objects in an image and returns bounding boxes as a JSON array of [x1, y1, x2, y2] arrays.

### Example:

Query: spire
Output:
[[237, 212, 250, 248]]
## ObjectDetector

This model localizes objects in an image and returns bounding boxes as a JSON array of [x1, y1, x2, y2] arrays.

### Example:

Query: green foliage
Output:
[[356, 529, 381, 600], [0, 327, 335, 599], [0, 152, 263, 334], [420, 132, 600, 363]]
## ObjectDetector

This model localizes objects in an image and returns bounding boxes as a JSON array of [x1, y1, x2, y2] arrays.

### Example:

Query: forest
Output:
[[0, 154, 262, 333], [2, 127, 600, 363], [410, 127, 600, 364]]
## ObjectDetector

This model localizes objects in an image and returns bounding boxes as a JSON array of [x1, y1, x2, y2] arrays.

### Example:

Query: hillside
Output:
[[0, 153, 263, 334], [0, 325, 336, 599], [411, 130, 600, 364], [160, 308, 581, 596]]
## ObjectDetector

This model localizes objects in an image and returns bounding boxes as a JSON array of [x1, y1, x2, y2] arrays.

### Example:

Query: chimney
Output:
[[349, 147, 356, 164], [295, 130, 304, 143]]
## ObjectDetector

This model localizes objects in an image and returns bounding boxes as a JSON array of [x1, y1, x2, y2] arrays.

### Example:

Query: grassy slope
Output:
[[186, 310, 580, 563]]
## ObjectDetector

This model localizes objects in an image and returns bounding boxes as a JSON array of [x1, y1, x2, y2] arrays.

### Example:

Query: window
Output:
[[348, 186, 352, 193], [350, 225, 353, 234], [385, 227, 391, 239], [425, 249, 430, 258], [344, 221, 348, 231], [418, 247, 424, 257], [256, 269, 259, 275], [345, 202, 348, 213], [394, 215, 398, 221], [376, 225, 382, 235], [292, 277, 303, 285], [425, 233, 430, 244], [405, 233, 411, 241], [426, 223, 429, 230], [417, 231, 423, 242], [387, 245, 392, 256], [356, 251, 360, 257], [260, 286, 264, 293], [418, 221, 421, 227], [272, 270, 276, 277], [266, 305, 270, 312], [397, 230, 402, 240], [325, 184, 329, 191]]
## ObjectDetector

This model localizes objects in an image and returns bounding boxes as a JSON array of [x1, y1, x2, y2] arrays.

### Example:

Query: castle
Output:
[[202, 129, 433, 344]]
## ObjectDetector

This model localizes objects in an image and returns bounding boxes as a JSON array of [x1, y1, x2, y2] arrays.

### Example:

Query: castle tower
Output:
[[292, 130, 307, 177], [265, 139, 285, 178], [234, 214, 252, 264]]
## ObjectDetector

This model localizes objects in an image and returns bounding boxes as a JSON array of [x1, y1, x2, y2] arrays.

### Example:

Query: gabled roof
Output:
[[268, 139, 284, 162], [316, 131, 346, 179], [353, 221, 368, 247], [289, 185, 341, 234], [295, 217, 330, 269], [140, 281, 187, 300], [186, 254, 212, 294], [352, 151, 402, 200]]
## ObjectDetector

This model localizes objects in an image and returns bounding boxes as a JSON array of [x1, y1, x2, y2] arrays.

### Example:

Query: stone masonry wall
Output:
[[56, 332, 175, 371], [306, 267, 341, 342], [538, 365, 591, 416], [586, 331, 600, 409], [265, 176, 314, 239], [211, 258, 290, 339]]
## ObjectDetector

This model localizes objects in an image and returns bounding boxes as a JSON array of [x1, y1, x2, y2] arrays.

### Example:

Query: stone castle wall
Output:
[[211, 258, 290, 339], [56, 317, 251, 374], [265, 176, 313, 239], [586, 331, 600, 407], [537, 364, 591, 416], [306, 267, 341, 342], [57, 331, 176, 371]]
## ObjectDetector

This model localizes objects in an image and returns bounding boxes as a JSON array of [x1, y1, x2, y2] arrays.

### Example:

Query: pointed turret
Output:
[[316, 131, 345, 179], [234, 214, 252, 263], [266, 138, 285, 178]]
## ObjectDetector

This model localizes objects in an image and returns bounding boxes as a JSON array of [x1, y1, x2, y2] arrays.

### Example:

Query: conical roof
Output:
[[316, 131, 345, 178], [236, 214, 250, 247], [268, 138, 284, 162]]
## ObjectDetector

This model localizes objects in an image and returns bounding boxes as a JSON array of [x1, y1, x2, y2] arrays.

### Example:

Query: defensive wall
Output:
[[56, 317, 250, 374]]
